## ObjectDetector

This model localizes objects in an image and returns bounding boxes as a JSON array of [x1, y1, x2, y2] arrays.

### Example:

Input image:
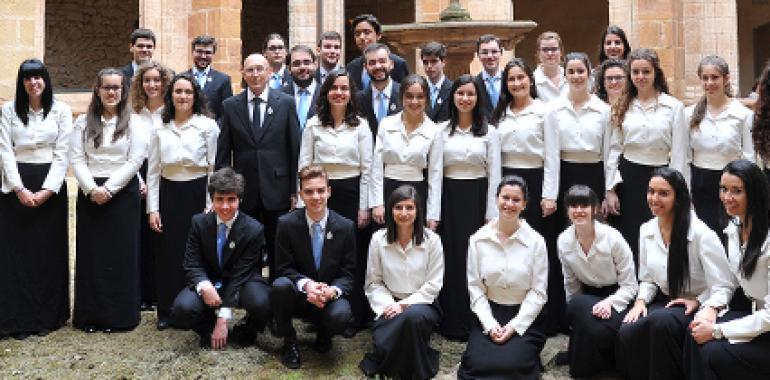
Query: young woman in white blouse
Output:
[[594, 58, 628, 107], [458, 175, 548, 379], [617, 167, 732, 380], [687, 56, 755, 234], [129, 61, 172, 312], [597, 25, 631, 64], [533, 31, 567, 102], [71, 68, 146, 333], [491, 58, 549, 234], [557, 185, 637, 377], [687, 160, 770, 379], [607, 48, 688, 265], [298, 68, 373, 331], [370, 74, 442, 230], [437, 74, 500, 341], [0, 59, 72, 339], [360, 185, 444, 379], [147, 73, 219, 330]]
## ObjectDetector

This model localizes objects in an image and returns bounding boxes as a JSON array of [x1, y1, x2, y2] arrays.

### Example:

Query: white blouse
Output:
[[70, 114, 147, 194], [439, 122, 501, 219], [467, 219, 548, 335], [0, 100, 72, 193], [718, 223, 770, 343], [558, 221, 638, 312], [365, 228, 444, 317], [637, 213, 733, 308], [607, 93, 688, 190], [497, 100, 550, 169], [534, 66, 568, 103], [370, 113, 443, 220], [146, 114, 219, 213], [298, 115, 373, 210], [543, 95, 612, 200], [686, 99, 754, 172]]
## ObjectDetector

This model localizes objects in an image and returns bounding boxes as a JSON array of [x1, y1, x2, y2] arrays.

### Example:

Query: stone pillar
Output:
[[0, 0, 45, 103], [140, 0, 192, 74], [288, 0, 317, 48], [189, 0, 242, 91], [320, 0, 346, 62]]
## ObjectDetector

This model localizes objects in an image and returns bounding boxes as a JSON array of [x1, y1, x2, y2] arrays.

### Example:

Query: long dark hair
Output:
[[722, 160, 769, 279], [161, 73, 210, 123], [85, 68, 131, 148], [491, 58, 538, 125], [612, 48, 670, 129], [316, 68, 361, 128], [598, 25, 631, 63], [689, 56, 733, 130], [447, 74, 487, 137], [14, 59, 54, 125], [594, 58, 627, 103], [385, 185, 426, 246], [651, 167, 692, 298], [752, 62, 770, 161]]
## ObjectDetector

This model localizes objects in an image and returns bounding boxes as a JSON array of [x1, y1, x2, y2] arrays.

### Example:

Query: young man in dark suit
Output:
[[170, 168, 270, 350], [353, 43, 403, 137], [122, 28, 156, 86], [421, 41, 453, 123], [216, 53, 300, 282], [281, 45, 320, 132], [263, 33, 292, 90], [314, 31, 343, 85], [473, 34, 505, 121], [271, 165, 356, 369], [346, 14, 409, 90], [184, 35, 233, 121]]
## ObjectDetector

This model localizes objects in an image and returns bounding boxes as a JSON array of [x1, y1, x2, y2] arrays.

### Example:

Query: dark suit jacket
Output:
[[274, 66, 292, 88], [354, 81, 402, 137], [183, 67, 233, 121], [183, 212, 266, 307], [427, 78, 453, 124], [346, 53, 409, 91], [122, 63, 135, 87], [216, 88, 300, 213], [281, 81, 320, 124], [274, 209, 356, 295], [474, 72, 498, 122]]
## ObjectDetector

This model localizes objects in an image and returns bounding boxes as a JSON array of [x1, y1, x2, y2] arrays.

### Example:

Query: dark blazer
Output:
[[281, 81, 320, 124], [354, 81, 402, 137], [183, 67, 233, 121], [122, 63, 135, 87], [474, 72, 498, 122], [427, 77, 454, 124], [216, 88, 300, 213], [313, 65, 342, 85], [346, 53, 409, 91], [273, 66, 292, 88], [274, 209, 356, 295], [183, 212, 266, 307]]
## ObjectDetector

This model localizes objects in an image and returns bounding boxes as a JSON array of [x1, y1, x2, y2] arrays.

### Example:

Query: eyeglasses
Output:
[[100, 85, 122, 92], [266, 45, 285, 52], [540, 47, 560, 54], [605, 75, 626, 83], [479, 49, 501, 57], [243, 66, 267, 75]]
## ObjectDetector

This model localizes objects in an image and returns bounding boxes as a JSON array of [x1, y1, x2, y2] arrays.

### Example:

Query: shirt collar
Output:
[[394, 112, 435, 138], [477, 218, 535, 247], [248, 87, 270, 104], [533, 66, 564, 85], [481, 69, 501, 81], [216, 211, 239, 230], [193, 66, 211, 77], [430, 75, 445, 91], [295, 80, 317, 97], [373, 79, 393, 98], [305, 209, 329, 231], [100, 115, 118, 125], [553, 95, 606, 113]]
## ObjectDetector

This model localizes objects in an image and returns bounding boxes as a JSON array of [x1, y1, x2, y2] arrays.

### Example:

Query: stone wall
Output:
[[0, 1, 45, 103]]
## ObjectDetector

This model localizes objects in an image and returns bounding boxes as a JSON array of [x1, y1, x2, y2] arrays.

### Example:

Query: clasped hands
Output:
[[15, 187, 54, 208], [488, 324, 516, 344], [303, 280, 337, 309]]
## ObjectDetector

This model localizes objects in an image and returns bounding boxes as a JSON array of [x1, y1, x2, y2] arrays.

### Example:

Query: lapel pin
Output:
[[267, 107, 273, 115], [229, 241, 235, 249], [437, 98, 442, 105], [389, 103, 396, 111], [326, 231, 333, 240], [207, 77, 212, 82]]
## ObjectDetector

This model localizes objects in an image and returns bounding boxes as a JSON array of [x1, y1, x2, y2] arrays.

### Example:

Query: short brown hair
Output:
[[208, 167, 245, 199], [298, 164, 329, 189]]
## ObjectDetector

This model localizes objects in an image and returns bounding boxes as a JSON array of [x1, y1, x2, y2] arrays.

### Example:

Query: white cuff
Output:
[[196, 280, 213, 295], [297, 278, 310, 293], [217, 307, 232, 320]]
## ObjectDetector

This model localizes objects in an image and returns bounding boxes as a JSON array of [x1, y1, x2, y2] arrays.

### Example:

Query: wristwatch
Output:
[[712, 324, 724, 340]]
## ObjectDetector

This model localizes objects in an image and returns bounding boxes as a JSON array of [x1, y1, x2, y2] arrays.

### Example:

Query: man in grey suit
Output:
[[216, 53, 300, 282], [184, 35, 233, 121]]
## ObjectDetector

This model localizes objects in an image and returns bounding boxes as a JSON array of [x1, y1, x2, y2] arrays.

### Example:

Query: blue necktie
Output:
[[430, 85, 439, 108], [487, 76, 500, 109], [376, 92, 388, 123], [298, 88, 310, 131], [311, 222, 323, 269], [196, 71, 207, 90], [362, 71, 371, 91], [216, 223, 227, 267], [270, 73, 281, 90]]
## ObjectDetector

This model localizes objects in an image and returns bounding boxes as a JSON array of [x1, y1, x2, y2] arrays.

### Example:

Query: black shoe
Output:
[[231, 323, 256, 346], [313, 335, 332, 353], [555, 350, 570, 366], [12, 332, 30, 340], [156, 319, 170, 331], [140, 302, 157, 312], [101, 328, 113, 334], [198, 334, 211, 349], [83, 326, 98, 334], [36, 329, 50, 337], [267, 318, 280, 338], [342, 326, 357, 338], [280, 342, 301, 369]]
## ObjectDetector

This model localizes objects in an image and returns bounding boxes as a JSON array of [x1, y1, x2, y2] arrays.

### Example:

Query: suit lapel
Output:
[[204, 213, 220, 269], [388, 83, 401, 116], [317, 214, 335, 277], [296, 212, 317, 277], [220, 213, 244, 268], [254, 91, 278, 144]]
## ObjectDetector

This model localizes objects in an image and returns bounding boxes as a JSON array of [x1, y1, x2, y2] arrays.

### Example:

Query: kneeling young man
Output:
[[271, 164, 356, 369], [170, 167, 270, 349]]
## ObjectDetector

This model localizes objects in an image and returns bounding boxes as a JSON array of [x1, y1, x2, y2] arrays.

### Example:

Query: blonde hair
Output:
[[129, 61, 173, 113]]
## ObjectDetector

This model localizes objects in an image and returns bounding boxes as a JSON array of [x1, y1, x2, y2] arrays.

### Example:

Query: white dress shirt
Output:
[[558, 221, 638, 312], [607, 93, 688, 190], [195, 211, 239, 320], [298, 115, 373, 209], [718, 223, 770, 343], [130, 106, 164, 185], [686, 99, 754, 172], [439, 122, 501, 219], [542, 95, 612, 199], [70, 114, 148, 194], [146, 114, 219, 213], [497, 99, 550, 169], [534, 66, 568, 103], [365, 228, 444, 318], [637, 212, 733, 308], [247, 87, 269, 127], [371, 80, 394, 112], [480, 69, 502, 100], [0, 100, 72, 193], [467, 219, 548, 335], [370, 113, 443, 220]]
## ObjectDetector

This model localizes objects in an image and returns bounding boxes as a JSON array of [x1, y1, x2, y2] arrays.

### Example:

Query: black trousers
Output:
[[170, 281, 271, 339], [270, 276, 353, 342], [241, 200, 288, 282], [691, 164, 726, 235]]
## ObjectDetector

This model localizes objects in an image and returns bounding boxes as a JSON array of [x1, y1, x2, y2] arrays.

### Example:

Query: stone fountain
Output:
[[381, 0, 537, 79]]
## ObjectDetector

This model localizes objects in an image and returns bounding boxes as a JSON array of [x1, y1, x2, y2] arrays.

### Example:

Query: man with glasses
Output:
[[263, 33, 292, 90], [473, 34, 504, 120], [122, 28, 156, 87], [282, 45, 320, 132], [354, 43, 402, 137], [183, 35, 233, 121]]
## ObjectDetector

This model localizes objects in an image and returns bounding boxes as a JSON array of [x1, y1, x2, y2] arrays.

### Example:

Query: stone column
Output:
[[189, 0, 242, 91], [320, 0, 346, 62], [0, 0, 45, 102], [288, 0, 317, 48], [140, 0, 192, 74]]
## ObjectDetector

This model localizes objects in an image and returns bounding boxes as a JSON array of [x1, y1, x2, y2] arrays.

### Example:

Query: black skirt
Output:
[[458, 302, 546, 380], [616, 156, 663, 268], [0, 163, 69, 335], [359, 303, 441, 380], [691, 164, 726, 234], [155, 175, 208, 321], [437, 177, 487, 341], [74, 177, 141, 330], [502, 167, 544, 235], [565, 284, 626, 377], [138, 159, 156, 304]]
